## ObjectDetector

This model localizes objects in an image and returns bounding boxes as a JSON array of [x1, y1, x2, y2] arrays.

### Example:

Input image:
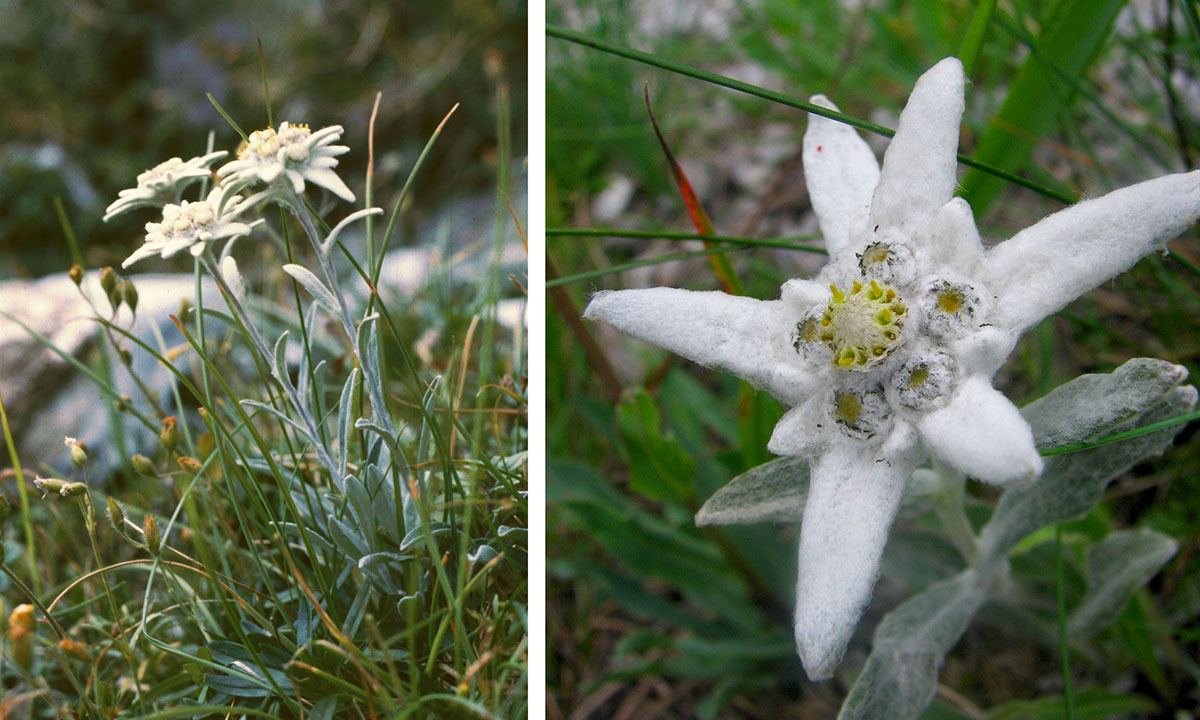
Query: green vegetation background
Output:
[[547, 0, 1200, 717], [0, 0, 527, 279]]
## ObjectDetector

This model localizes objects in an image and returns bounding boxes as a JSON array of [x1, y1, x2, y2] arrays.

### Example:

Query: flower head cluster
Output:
[[584, 58, 1200, 679], [217, 121, 354, 202], [103, 151, 227, 221], [121, 184, 260, 268]]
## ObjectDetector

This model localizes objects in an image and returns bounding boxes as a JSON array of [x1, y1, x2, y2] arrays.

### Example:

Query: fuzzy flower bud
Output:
[[8, 625, 33, 672], [177, 456, 202, 475], [68, 264, 83, 286], [107, 496, 126, 533], [159, 417, 179, 451], [144, 515, 161, 555], [99, 266, 117, 295], [65, 436, 88, 468], [58, 638, 89, 662], [130, 454, 156, 477], [121, 279, 139, 314], [9, 604, 34, 632]]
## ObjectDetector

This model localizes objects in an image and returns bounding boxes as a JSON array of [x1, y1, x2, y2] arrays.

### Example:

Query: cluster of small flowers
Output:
[[104, 121, 355, 272]]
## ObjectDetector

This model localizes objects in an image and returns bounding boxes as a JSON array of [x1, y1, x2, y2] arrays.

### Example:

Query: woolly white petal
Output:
[[221, 255, 246, 301], [584, 288, 817, 405], [780, 277, 830, 312], [159, 237, 196, 259], [950, 326, 1017, 377], [870, 58, 965, 234], [308, 125, 345, 146], [803, 94, 880, 256], [981, 170, 1200, 335], [303, 167, 356, 203], [917, 376, 1042, 484], [794, 425, 919, 679], [121, 243, 160, 268], [767, 393, 830, 457], [260, 163, 285, 184], [927, 197, 983, 275], [287, 168, 307, 195]]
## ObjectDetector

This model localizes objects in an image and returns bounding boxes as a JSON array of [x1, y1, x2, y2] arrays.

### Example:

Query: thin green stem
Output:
[[546, 24, 1077, 204], [1055, 524, 1077, 719]]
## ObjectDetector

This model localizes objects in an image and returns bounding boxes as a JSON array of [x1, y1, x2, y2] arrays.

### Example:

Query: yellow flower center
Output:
[[819, 280, 908, 370]]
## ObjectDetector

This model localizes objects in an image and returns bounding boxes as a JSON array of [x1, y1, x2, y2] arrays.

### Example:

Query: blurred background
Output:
[[547, 0, 1200, 717], [0, 0, 527, 279]]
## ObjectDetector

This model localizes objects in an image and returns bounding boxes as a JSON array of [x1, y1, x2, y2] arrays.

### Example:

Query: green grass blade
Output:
[[546, 245, 753, 289], [547, 24, 1075, 204], [958, 0, 1126, 214], [548, 227, 825, 251], [958, 0, 999, 78]]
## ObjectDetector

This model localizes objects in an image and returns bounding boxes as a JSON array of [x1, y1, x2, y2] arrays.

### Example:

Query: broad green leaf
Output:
[[839, 570, 993, 720], [695, 455, 808, 526], [337, 367, 360, 480], [1069, 528, 1178, 638], [959, 0, 1125, 214], [979, 361, 1196, 562], [985, 687, 1157, 720], [616, 388, 697, 503]]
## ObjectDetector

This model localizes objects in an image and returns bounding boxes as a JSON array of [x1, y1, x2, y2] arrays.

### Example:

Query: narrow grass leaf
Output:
[[282, 263, 340, 317], [958, 0, 1125, 214]]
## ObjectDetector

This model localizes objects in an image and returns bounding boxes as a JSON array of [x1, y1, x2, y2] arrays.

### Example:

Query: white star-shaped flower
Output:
[[121, 184, 262, 268], [217, 122, 355, 203], [103, 151, 227, 221], [583, 57, 1200, 679]]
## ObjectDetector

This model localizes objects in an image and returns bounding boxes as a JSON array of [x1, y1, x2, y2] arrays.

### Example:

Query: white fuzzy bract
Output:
[[217, 122, 355, 203], [121, 184, 261, 269], [103, 151, 227, 221], [583, 57, 1200, 679]]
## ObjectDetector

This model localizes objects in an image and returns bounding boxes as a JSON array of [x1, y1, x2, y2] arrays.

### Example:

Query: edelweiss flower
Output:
[[217, 122, 354, 203], [103, 151, 227, 221], [121, 184, 261, 268], [584, 58, 1200, 679]]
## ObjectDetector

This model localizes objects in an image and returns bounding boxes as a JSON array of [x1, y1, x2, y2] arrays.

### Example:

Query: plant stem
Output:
[[1055, 523, 1077, 719]]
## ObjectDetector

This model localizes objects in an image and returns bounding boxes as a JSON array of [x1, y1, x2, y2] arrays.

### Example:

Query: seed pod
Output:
[[159, 417, 179, 451], [144, 515, 161, 555], [118, 346, 133, 366], [33, 477, 68, 498], [68, 264, 84, 286], [121, 279, 138, 314], [60, 482, 88, 498], [130, 454, 156, 477]]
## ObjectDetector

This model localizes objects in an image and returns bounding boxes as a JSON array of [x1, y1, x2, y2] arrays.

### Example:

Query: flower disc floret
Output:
[[829, 384, 890, 439], [219, 121, 355, 203], [858, 238, 917, 286], [890, 349, 957, 411], [820, 280, 907, 369], [921, 277, 988, 339]]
